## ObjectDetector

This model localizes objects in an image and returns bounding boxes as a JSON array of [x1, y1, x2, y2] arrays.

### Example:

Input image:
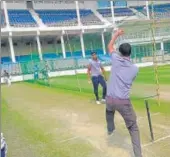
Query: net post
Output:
[[145, 99, 154, 142]]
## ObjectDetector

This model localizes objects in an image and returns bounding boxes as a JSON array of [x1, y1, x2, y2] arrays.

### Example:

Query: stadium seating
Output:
[[36, 9, 78, 27], [1, 57, 11, 63], [114, 0, 127, 7], [43, 53, 62, 60], [98, 54, 111, 65], [133, 3, 170, 19], [36, 9, 103, 26], [8, 9, 37, 27], [79, 9, 103, 25], [97, 8, 135, 17]]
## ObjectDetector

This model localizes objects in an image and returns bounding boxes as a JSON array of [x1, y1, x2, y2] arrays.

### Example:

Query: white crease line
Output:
[[138, 113, 161, 121], [153, 124, 170, 130], [59, 136, 80, 143], [142, 135, 170, 148]]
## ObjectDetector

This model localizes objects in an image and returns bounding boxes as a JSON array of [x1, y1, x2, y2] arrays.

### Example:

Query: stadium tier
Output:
[[133, 3, 170, 19], [1, 1, 170, 68], [97, 8, 135, 17], [79, 9, 103, 25], [36, 9, 78, 26], [8, 9, 37, 27], [36, 9, 103, 26]]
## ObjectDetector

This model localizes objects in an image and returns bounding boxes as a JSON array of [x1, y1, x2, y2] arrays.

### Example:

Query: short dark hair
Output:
[[119, 43, 131, 57], [91, 52, 96, 55]]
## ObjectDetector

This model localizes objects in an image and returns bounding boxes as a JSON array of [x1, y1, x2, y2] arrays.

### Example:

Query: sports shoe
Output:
[[107, 130, 114, 136], [101, 99, 106, 103], [96, 101, 101, 105]]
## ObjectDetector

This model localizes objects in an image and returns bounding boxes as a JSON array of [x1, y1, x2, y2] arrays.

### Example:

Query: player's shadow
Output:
[[106, 130, 134, 157]]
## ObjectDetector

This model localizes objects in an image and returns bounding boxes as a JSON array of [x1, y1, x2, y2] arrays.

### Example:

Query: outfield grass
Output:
[[35, 65, 170, 114], [136, 65, 170, 84], [35, 65, 170, 99]]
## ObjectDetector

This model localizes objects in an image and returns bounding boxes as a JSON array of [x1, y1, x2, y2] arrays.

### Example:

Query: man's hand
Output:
[[88, 80, 92, 84], [115, 28, 124, 36], [108, 28, 124, 54]]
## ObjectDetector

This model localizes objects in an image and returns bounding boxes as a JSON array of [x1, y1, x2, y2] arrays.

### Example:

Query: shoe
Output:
[[108, 131, 114, 136], [101, 99, 106, 103], [96, 101, 101, 105]]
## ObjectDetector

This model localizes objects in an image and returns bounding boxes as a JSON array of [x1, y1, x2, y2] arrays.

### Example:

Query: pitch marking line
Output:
[[59, 136, 80, 143], [138, 112, 161, 122], [142, 135, 170, 147]]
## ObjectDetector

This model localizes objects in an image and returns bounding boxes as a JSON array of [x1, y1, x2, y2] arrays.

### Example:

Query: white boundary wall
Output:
[[1, 62, 170, 84]]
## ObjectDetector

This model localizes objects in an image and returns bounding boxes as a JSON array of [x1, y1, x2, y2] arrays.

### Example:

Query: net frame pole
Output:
[[66, 32, 82, 92], [150, 1, 161, 106], [145, 100, 154, 142]]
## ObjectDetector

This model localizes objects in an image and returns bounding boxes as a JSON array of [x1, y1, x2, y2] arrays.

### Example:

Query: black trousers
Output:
[[91, 75, 107, 101]]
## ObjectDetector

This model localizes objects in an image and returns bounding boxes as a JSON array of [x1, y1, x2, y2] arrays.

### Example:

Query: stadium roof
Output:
[[3, 0, 81, 2]]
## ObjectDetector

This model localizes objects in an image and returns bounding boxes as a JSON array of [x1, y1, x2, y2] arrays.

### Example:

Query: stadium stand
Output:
[[36, 9, 78, 26], [8, 9, 37, 27], [97, 7, 135, 17], [1, 57, 11, 63], [1, 0, 170, 77], [79, 9, 103, 25], [36, 9, 103, 26], [133, 3, 170, 19]]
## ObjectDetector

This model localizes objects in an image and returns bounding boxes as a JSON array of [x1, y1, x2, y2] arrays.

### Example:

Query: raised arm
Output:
[[108, 29, 124, 54]]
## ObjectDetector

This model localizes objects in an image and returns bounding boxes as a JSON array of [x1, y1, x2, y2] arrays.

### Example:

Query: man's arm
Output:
[[108, 29, 124, 54], [101, 66, 107, 81], [87, 65, 91, 83]]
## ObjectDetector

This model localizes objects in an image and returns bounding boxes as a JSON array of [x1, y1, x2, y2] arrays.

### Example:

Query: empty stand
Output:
[[133, 3, 170, 19], [97, 7, 135, 17], [36, 9, 78, 27], [8, 9, 37, 27], [80, 9, 103, 25]]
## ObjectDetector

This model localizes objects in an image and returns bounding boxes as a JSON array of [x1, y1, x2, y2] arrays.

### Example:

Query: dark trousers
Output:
[[91, 75, 106, 101], [1, 147, 6, 157], [106, 97, 142, 157]]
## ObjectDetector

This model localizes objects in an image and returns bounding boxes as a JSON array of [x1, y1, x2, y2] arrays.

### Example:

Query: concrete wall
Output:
[[5, 1, 170, 10], [84, 1, 98, 10], [6, 2, 27, 9], [33, 1, 76, 10], [1, 42, 10, 57], [5, 1, 98, 10], [1, 1, 4, 9], [1, 38, 62, 57], [127, 0, 170, 7]]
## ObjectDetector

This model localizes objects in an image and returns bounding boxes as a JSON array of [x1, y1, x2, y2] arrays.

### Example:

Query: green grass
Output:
[[33, 64, 170, 115], [32, 65, 170, 94], [132, 97, 170, 114], [135, 65, 170, 84]]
